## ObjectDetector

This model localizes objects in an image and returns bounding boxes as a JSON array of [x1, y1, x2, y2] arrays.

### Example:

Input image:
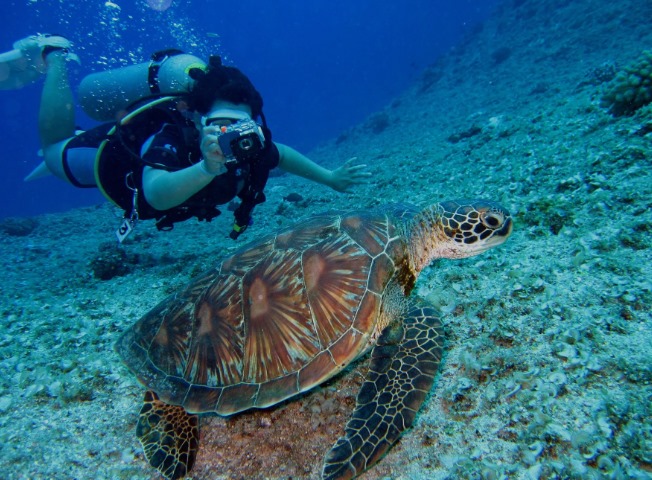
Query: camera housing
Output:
[[217, 119, 265, 164]]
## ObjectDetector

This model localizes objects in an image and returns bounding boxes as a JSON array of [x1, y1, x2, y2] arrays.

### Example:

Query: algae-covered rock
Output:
[[89, 242, 136, 280], [601, 50, 652, 116], [0, 217, 39, 236]]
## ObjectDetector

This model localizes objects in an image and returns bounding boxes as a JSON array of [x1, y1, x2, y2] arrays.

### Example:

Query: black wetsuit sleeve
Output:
[[262, 126, 280, 169], [265, 142, 280, 169]]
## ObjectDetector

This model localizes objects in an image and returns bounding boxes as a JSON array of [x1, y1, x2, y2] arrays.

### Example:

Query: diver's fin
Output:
[[0, 34, 79, 90], [0, 46, 44, 90], [24, 161, 52, 181]]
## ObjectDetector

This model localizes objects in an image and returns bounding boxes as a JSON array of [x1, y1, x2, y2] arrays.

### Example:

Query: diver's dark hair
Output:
[[186, 56, 263, 118]]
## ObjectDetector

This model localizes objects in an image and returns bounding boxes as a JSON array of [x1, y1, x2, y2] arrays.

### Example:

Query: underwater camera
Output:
[[217, 119, 265, 164]]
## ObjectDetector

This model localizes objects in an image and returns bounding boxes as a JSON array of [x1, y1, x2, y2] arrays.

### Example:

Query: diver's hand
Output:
[[200, 126, 227, 175], [329, 157, 371, 193]]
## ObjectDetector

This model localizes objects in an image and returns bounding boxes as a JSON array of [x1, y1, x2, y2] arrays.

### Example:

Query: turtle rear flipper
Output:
[[136, 390, 200, 480], [322, 302, 444, 480]]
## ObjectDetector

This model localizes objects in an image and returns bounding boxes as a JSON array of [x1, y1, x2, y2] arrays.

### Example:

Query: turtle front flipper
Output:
[[322, 301, 444, 480], [136, 390, 200, 480]]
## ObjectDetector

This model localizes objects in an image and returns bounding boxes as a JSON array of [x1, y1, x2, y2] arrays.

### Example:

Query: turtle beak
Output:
[[496, 216, 513, 241]]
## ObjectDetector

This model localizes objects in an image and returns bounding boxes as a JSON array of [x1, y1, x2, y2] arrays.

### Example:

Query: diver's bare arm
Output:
[[142, 164, 216, 211], [276, 142, 369, 193]]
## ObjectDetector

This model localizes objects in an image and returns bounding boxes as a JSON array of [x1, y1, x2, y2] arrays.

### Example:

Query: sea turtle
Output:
[[115, 199, 512, 479]]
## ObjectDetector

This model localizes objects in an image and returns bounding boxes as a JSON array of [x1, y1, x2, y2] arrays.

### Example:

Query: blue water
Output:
[[0, 0, 498, 218]]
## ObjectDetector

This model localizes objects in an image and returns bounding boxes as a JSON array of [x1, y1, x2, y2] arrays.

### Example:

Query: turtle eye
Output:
[[482, 211, 504, 229]]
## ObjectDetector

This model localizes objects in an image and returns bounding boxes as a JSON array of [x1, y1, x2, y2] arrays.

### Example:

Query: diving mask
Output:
[[200, 108, 251, 127]]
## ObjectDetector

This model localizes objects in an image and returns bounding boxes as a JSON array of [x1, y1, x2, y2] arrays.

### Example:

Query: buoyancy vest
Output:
[[94, 96, 278, 238]]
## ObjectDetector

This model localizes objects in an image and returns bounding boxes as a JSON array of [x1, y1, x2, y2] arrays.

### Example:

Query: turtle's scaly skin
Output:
[[322, 300, 444, 479], [136, 391, 199, 480], [116, 200, 512, 480]]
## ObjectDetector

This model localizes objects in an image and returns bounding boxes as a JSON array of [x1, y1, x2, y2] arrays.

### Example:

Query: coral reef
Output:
[[601, 50, 652, 116]]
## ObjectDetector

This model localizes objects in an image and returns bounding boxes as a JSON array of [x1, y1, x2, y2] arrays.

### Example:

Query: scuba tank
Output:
[[79, 49, 206, 122]]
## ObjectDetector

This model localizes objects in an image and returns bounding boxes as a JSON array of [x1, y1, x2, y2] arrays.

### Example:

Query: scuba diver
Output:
[[0, 34, 369, 240]]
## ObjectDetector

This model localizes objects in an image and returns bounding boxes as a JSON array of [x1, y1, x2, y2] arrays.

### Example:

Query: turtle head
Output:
[[409, 199, 512, 270], [435, 199, 512, 257]]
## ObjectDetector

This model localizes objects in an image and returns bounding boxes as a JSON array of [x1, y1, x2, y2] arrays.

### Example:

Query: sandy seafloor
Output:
[[1, 0, 651, 479]]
